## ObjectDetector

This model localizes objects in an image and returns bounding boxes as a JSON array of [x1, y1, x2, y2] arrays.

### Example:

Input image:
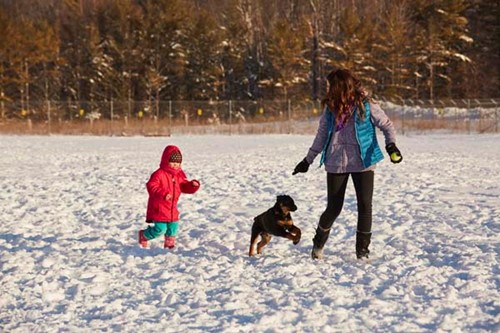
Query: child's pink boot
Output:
[[138, 230, 148, 248], [164, 236, 175, 249]]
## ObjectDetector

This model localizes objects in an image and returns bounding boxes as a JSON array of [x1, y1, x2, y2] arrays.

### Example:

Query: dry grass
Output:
[[0, 117, 497, 136], [397, 118, 498, 134]]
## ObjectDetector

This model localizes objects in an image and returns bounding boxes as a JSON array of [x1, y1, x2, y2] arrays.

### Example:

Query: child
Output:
[[138, 145, 200, 249]]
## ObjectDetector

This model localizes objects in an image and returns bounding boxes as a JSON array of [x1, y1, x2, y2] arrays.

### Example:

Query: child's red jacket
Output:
[[146, 145, 199, 222]]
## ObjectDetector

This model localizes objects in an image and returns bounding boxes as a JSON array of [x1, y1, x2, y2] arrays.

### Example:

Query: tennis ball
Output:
[[390, 152, 401, 162]]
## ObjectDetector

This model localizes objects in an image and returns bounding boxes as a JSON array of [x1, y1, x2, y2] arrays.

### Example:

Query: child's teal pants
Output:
[[143, 222, 179, 239]]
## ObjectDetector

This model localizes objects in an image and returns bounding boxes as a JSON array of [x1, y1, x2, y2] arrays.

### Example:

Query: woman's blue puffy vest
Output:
[[320, 101, 384, 168]]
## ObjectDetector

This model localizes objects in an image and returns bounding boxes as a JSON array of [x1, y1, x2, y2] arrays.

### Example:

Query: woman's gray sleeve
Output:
[[305, 109, 329, 164], [370, 102, 397, 145]]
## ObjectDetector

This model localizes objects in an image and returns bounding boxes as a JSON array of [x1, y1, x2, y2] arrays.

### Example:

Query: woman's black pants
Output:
[[313, 171, 374, 248]]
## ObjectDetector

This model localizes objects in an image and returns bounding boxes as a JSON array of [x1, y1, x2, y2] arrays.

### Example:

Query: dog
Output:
[[249, 195, 301, 256]]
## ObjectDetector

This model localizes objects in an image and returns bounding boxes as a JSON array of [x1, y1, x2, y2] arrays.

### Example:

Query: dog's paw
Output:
[[292, 233, 301, 245]]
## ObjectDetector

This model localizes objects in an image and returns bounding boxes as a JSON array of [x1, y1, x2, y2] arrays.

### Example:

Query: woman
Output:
[[292, 69, 402, 260]]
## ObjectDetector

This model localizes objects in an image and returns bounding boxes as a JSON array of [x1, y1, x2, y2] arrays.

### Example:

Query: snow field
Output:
[[0, 134, 498, 332]]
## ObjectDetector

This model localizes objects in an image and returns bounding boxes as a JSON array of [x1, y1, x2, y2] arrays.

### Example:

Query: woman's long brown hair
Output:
[[321, 69, 368, 122]]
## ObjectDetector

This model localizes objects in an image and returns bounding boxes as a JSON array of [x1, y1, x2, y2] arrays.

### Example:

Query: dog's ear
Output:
[[284, 195, 297, 211], [274, 196, 282, 210]]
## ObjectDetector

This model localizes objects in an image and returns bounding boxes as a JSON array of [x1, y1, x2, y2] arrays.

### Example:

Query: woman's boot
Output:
[[311, 225, 331, 259], [356, 231, 371, 259]]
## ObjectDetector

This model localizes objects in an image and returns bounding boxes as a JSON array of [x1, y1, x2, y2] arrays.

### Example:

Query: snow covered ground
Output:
[[0, 133, 498, 332]]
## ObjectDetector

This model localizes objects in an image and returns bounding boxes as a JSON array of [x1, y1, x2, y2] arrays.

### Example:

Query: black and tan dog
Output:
[[249, 195, 301, 256]]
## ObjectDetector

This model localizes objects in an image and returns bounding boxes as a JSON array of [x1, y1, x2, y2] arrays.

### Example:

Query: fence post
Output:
[[156, 98, 159, 119], [168, 100, 172, 136], [288, 99, 291, 134], [430, 99, 435, 126], [229, 100, 232, 136], [0, 91, 4, 120], [47, 99, 51, 134], [401, 99, 406, 135], [418, 99, 423, 128], [449, 99, 457, 133], [467, 99, 471, 134], [492, 99, 498, 133], [475, 99, 482, 132], [110, 99, 114, 135]]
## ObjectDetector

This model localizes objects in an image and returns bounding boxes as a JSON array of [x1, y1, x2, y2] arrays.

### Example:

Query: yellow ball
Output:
[[390, 152, 401, 162]]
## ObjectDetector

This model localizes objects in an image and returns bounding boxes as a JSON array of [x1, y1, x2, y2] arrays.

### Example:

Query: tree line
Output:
[[0, 0, 498, 118]]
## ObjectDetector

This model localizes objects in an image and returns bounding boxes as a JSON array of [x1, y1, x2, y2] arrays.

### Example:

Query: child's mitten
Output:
[[292, 158, 310, 175], [182, 179, 200, 194], [386, 143, 403, 163]]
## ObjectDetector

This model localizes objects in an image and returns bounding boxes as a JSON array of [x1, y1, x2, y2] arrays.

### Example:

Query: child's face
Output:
[[169, 162, 181, 169]]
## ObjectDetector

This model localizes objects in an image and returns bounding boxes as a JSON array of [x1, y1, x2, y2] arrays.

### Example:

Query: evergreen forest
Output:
[[0, 0, 498, 114]]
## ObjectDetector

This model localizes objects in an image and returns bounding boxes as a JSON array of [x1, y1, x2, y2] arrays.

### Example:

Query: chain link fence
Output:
[[0, 98, 498, 135], [377, 98, 500, 134]]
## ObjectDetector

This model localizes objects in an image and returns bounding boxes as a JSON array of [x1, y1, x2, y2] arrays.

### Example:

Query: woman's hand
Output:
[[292, 158, 310, 175], [386, 143, 403, 163]]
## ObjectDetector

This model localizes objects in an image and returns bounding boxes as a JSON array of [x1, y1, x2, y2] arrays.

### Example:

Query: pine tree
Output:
[[267, 17, 310, 101], [373, 1, 414, 99], [217, 0, 249, 100], [410, 0, 472, 99], [183, 9, 225, 100], [136, 0, 189, 111], [463, 0, 499, 98]]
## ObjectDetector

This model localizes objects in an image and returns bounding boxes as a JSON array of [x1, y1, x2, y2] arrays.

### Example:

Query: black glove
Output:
[[386, 143, 403, 163], [292, 158, 309, 175]]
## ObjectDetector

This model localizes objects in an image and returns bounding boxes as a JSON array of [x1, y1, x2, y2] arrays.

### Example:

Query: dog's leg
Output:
[[249, 236, 259, 257], [257, 233, 272, 254], [287, 225, 302, 245], [249, 224, 260, 256]]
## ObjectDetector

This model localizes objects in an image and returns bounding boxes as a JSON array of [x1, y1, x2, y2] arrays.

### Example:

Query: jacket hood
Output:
[[160, 145, 182, 170]]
